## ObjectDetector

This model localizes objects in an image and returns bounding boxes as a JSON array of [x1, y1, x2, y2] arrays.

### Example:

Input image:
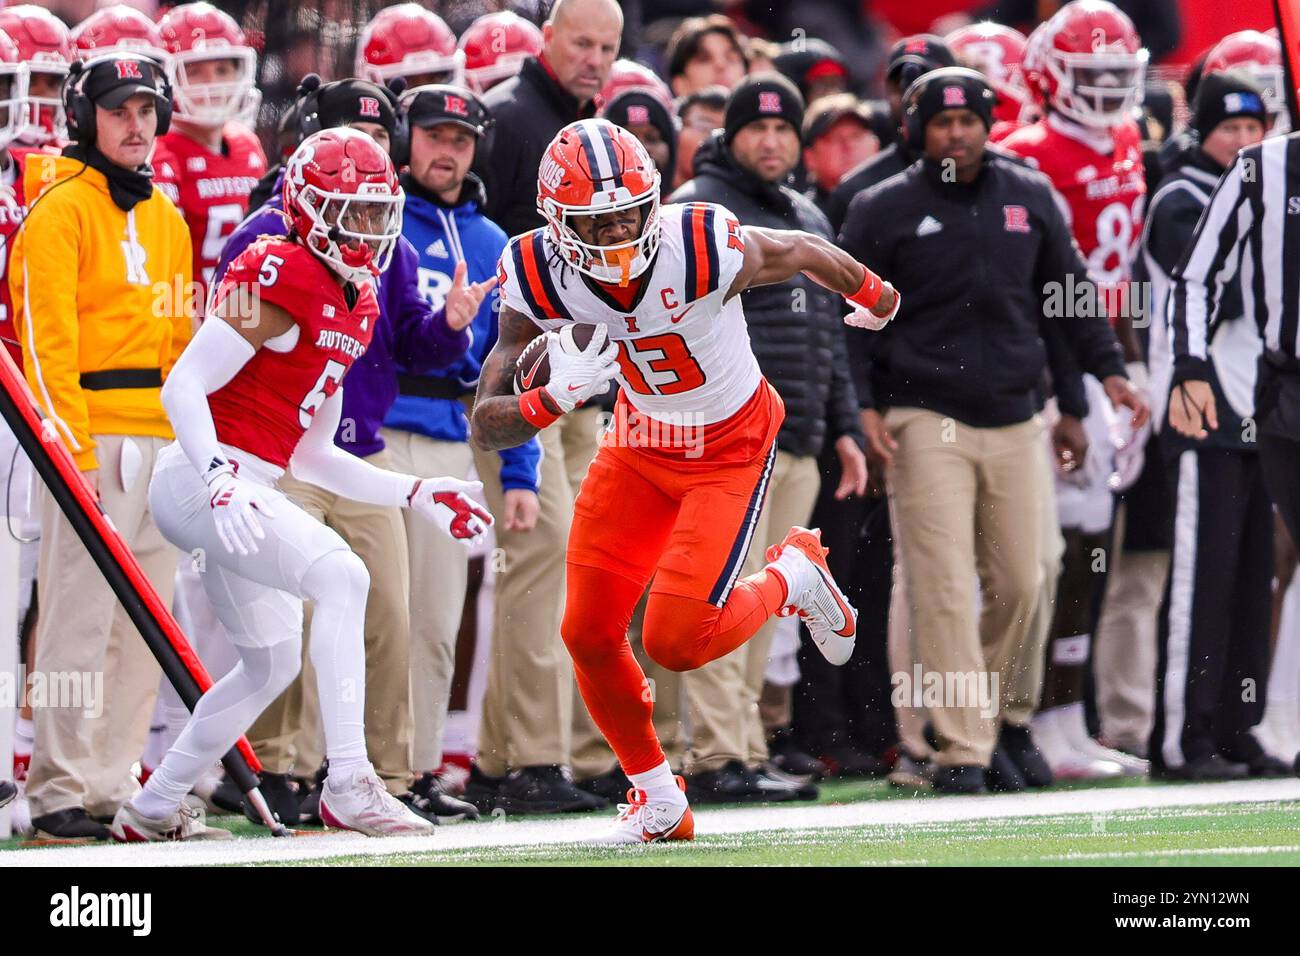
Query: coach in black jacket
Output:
[[668, 75, 867, 796], [839, 68, 1143, 794]]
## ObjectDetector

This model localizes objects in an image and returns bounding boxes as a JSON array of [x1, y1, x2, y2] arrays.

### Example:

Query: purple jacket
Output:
[[214, 172, 470, 457]]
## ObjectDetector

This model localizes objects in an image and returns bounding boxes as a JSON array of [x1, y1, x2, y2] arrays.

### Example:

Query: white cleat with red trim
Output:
[[767, 526, 857, 665], [110, 799, 233, 842], [593, 776, 694, 845], [319, 767, 436, 837]]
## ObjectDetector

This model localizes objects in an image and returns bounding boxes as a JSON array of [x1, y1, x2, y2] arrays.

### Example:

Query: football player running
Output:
[[111, 129, 493, 842], [472, 118, 898, 843]]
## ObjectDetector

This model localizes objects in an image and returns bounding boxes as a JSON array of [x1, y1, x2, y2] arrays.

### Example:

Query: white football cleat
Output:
[[1031, 708, 1123, 780], [592, 777, 694, 845], [767, 527, 857, 665], [1056, 704, 1149, 776], [110, 799, 233, 842], [319, 767, 436, 837]]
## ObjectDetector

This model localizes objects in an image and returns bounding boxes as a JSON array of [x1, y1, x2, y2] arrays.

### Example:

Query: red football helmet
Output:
[[538, 118, 661, 286], [599, 59, 673, 113], [0, 5, 71, 145], [72, 5, 167, 64], [459, 11, 542, 94], [947, 22, 1035, 125], [158, 2, 260, 127], [1204, 30, 1285, 125], [1024, 0, 1147, 128], [0, 29, 27, 150], [356, 4, 463, 88], [283, 127, 404, 284]]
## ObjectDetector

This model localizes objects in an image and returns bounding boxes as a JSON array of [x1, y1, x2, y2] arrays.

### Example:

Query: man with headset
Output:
[[838, 67, 1143, 793], [9, 53, 193, 840]]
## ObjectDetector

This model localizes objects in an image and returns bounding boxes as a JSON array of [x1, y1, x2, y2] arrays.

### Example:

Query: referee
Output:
[[1168, 130, 1300, 548]]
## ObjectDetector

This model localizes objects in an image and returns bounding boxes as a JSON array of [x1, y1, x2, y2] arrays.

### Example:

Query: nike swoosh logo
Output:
[[520, 351, 546, 389], [669, 305, 694, 324], [568, 383, 583, 391], [816, 565, 856, 637]]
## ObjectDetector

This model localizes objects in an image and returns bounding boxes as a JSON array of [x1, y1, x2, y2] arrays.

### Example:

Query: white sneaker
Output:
[[1056, 704, 1149, 776], [1031, 708, 1123, 780], [767, 527, 857, 666], [592, 777, 694, 845], [110, 800, 233, 842], [319, 768, 436, 837]]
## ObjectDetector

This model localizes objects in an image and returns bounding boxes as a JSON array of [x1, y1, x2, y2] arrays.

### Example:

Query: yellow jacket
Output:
[[10, 154, 193, 471]]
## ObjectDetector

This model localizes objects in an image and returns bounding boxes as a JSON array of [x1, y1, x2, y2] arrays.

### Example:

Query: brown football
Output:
[[512, 324, 597, 394]]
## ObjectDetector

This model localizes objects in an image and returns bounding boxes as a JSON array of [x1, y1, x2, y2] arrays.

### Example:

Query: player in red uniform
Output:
[[0, 27, 29, 368], [472, 119, 899, 843], [110, 128, 493, 842], [0, 5, 71, 156], [70, 5, 168, 63], [152, 3, 267, 296], [356, 4, 463, 89], [998, 0, 1150, 779], [459, 10, 542, 94], [947, 22, 1037, 143]]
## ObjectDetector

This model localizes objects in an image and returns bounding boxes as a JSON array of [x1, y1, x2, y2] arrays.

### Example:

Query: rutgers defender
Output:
[[947, 22, 1036, 142], [112, 129, 493, 842], [459, 10, 542, 94], [152, 3, 267, 296], [998, 0, 1149, 778], [1203, 30, 1288, 133], [472, 119, 898, 843], [70, 5, 168, 62]]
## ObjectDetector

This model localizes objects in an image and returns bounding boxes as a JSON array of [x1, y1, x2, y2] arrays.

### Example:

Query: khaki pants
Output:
[[246, 450, 413, 793], [684, 450, 821, 773], [470, 406, 602, 775], [27, 435, 176, 819], [382, 429, 474, 773], [885, 408, 1043, 767], [1093, 502, 1167, 750], [571, 591, 688, 778]]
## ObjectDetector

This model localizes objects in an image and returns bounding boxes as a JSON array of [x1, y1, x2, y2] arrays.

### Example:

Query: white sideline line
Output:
[[3, 779, 1297, 867]]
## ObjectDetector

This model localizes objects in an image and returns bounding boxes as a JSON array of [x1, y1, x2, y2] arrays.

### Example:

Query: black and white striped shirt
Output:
[[1169, 132, 1300, 381]]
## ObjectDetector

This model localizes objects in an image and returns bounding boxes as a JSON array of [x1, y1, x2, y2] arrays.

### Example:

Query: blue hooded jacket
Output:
[[383, 173, 540, 493]]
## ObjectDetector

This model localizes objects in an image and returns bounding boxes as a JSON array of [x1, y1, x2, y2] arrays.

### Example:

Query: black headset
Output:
[[63, 53, 173, 145], [900, 66, 995, 146]]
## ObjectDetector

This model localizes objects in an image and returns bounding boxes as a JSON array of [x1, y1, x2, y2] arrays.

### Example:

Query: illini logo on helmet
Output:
[[358, 96, 382, 118], [115, 59, 144, 80], [942, 85, 967, 107]]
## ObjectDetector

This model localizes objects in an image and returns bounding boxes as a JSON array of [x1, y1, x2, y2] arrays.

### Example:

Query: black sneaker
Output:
[[1241, 754, 1293, 778], [686, 761, 765, 803], [243, 772, 300, 827], [931, 765, 988, 794], [999, 722, 1054, 788], [32, 807, 109, 840], [985, 746, 1026, 793], [1152, 754, 1249, 781], [768, 728, 829, 780], [462, 764, 503, 813], [576, 767, 635, 804], [210, 773, 244, 814], [753, 763, 818, 800], [410, 772, 480, 822], [494, 765, 608, 814], [296, 764, 327, 825], [0, 779, 15, 809], [396, 792, 441, 825], [819, 745, 887, 779]]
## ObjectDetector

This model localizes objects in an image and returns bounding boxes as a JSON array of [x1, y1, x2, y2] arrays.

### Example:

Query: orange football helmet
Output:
[[538, 118, 661, 286]]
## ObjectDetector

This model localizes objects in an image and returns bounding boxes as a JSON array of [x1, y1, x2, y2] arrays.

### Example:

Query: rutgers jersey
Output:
[[498, 202, 760, 426], [207, 238, 377, 468], [999, 115, 1145, 287], [152, 124, 267, 295]]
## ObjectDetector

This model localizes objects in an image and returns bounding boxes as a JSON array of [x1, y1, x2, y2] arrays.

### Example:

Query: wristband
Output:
[[519, 388, 561, 429], [846, 267, 885, 311]]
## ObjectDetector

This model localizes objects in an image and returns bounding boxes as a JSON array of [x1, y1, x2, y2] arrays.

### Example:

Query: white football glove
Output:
[[206, 465, 278, 557], [844, 283, 901, 331], [408, 476, 494, 546], [544, 324, 620, 413]]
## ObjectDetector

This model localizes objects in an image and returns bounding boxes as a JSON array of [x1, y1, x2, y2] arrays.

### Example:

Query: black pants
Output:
[[791, 445, 896, 757], [1150, 447, 1274, 768]]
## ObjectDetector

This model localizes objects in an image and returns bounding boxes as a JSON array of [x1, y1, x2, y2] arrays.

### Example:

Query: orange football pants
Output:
[[561, 383, 790, 776]]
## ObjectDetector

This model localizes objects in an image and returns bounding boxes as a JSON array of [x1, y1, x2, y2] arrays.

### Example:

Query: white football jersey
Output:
[[498, 202, 762, 425]]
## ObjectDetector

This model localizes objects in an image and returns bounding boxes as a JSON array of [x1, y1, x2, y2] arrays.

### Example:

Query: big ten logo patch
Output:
[[417, 266, 453, 309]]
